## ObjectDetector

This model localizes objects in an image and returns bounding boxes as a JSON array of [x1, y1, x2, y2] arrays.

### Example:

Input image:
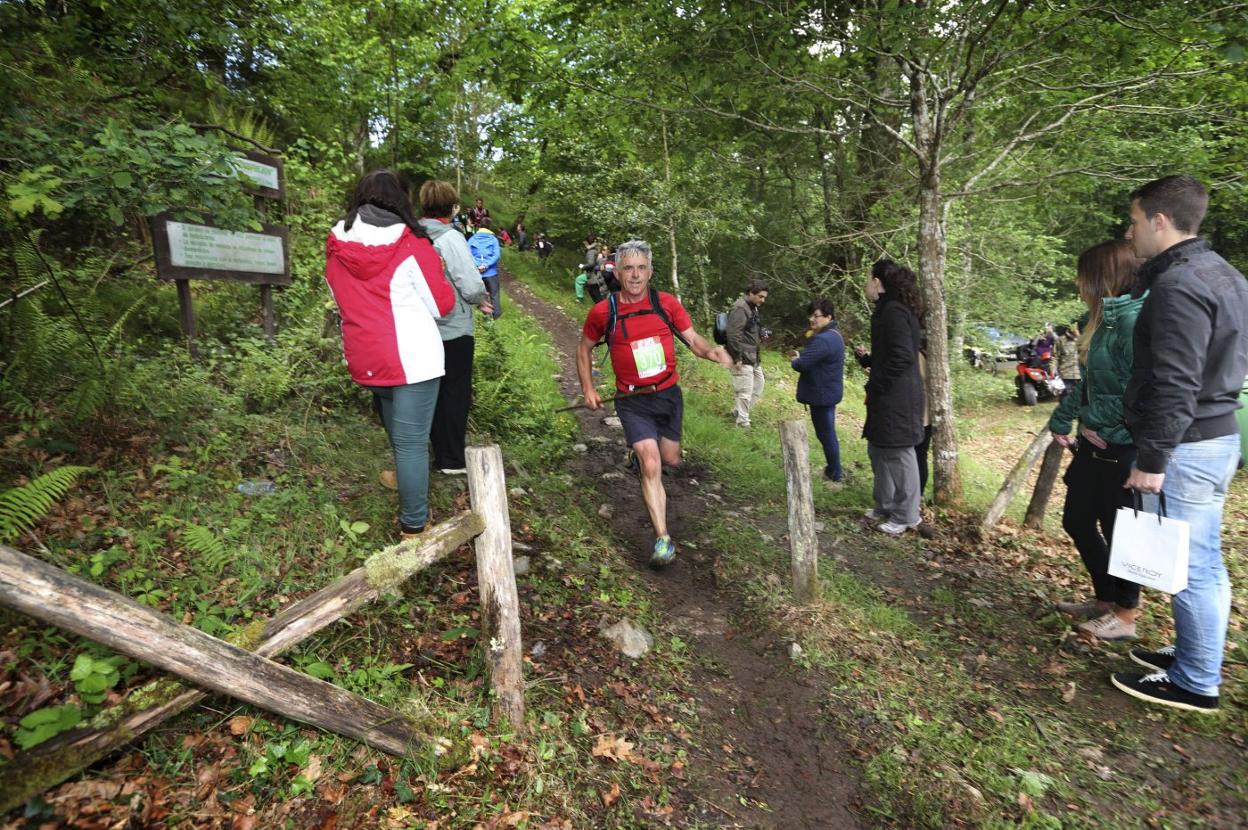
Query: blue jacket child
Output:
[[468, 229, 500, 279]]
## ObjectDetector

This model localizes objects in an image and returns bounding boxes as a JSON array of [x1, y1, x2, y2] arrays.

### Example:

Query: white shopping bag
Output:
[[1108, 492, 1190, 594]]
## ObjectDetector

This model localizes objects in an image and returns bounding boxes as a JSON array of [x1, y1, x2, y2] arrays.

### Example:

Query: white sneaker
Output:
[[877, 521, 916, 536], [439, 467, 467, 476], [863, 509, 886, 521]]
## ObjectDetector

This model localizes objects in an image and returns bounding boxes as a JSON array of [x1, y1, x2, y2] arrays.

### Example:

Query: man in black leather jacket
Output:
[[1112, 175, 1248, 713]]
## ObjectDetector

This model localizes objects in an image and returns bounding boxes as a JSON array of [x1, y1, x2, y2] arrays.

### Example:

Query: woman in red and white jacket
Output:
[[325, 170, 456, 538]]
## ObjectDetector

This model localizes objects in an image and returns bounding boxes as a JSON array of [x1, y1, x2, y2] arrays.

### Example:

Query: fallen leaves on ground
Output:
[[591, 733, 635, 762]]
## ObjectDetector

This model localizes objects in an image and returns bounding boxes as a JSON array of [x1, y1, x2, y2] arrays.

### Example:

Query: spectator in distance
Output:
[[725, 279, 769, 428], [513, 213, 528, 251], [467, 197, 489, 228], [856, 260, 924, 536], [468, 217, 502, 320], [790, 298, 845, 486]]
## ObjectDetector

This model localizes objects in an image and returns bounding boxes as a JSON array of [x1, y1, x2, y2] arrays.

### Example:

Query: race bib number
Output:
[[631, 336, 666, 379]]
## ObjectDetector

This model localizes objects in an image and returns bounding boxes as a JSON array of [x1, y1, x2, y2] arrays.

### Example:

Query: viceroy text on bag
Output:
[[1108, 492, 1190, 594]]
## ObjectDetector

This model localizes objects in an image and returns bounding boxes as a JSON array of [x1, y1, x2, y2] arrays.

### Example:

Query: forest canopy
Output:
[[2, 0, 1246, 500]]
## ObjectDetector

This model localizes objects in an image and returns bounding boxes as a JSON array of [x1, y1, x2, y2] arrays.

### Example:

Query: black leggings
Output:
[[1061, 441, 1140, 609], [915, 425, 933, 495], [430, 335, 475, 470]]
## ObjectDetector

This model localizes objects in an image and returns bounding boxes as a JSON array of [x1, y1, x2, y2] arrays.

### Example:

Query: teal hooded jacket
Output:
[[1048, 291, 1148, 447]]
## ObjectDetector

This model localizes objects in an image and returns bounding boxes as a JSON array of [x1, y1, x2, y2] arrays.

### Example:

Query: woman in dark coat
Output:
[[857, 260, 925, 535], [790, 298, 846, 485]]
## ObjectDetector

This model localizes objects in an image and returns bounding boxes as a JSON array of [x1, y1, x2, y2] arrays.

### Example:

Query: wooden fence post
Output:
[[175, 278, 199, 359], [260, 284, 275, 339], [779, 420, 820, 602], [981, 429, 1052, 532], [465, 445, 526, 731], [0, 545, 422, 757], [1024, 440, 1067, 529]]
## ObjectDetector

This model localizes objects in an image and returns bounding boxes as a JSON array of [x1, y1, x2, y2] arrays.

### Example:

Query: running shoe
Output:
[[650, 535, 676, 567]]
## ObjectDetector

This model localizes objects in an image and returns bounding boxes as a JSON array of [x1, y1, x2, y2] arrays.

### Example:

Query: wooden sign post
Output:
[[151, 149, 288, 356]]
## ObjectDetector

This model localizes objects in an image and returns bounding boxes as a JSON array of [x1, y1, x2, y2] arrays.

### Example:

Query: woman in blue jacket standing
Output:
[[791, 298, 846, 485]]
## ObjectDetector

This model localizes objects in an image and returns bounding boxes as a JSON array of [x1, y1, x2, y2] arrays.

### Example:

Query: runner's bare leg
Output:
[[634, 439, 669, 538]]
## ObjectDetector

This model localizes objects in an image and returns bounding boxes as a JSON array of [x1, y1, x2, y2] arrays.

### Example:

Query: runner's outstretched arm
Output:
[[680, 328, 734, 367], [576, 335, 603, 409]]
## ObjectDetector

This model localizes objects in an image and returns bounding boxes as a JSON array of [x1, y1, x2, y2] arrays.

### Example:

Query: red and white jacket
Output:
[[325, 218, 456, 387]]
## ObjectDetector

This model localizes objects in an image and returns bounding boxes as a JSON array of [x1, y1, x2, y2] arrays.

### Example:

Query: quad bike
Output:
[[1015, 343, 1065, 405]]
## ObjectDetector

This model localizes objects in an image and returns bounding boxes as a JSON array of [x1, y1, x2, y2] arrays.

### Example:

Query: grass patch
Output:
[[627, 333, 1247, 827], [0, 299, 701, 827]]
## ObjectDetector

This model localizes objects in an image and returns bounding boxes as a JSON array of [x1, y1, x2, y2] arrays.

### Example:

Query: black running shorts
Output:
[[614, 385, 684, 447]]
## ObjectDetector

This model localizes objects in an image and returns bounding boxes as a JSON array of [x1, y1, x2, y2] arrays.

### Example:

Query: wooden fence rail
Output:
[[0, 442, 523, 812], [0, 545, 424, 755]]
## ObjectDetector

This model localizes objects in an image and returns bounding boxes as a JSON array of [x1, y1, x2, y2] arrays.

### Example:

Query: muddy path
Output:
[[503, 272, 865, 829]]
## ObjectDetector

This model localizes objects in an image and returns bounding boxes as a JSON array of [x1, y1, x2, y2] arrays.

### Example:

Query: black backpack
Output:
[[603, 289, 691, 351], [712, 311, 729, 345]]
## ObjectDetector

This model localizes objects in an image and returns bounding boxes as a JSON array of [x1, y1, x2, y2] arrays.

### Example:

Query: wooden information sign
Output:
[[152, 216, 290, 286], [229, 150, 284, 200], [150, 145, 288, 355]]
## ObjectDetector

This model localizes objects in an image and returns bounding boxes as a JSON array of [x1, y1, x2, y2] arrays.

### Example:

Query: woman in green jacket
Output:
[[1050, 239, 1147, 642]]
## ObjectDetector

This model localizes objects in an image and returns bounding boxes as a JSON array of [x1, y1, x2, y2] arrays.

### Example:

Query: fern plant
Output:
[[180, 522, 231, 574], [0, 466, 94, 544]]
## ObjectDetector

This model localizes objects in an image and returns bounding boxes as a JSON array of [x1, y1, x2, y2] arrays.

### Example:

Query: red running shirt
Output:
[[583, 292, 693, 393]]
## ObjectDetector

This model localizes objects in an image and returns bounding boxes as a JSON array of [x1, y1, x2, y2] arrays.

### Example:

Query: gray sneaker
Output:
[[863, 509, 886, 521], [1055, 598, 1104, 620], [1077, 612, 1137, 641]]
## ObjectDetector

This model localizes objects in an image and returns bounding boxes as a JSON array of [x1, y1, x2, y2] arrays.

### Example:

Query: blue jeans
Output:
[[1144, 434, 1238, 696], [809, 404, 842, 481], [482, 276, 502, 319], [368, 379, 441, 530]]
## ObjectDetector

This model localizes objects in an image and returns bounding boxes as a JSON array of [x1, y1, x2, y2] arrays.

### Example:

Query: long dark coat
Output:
[[862, 295, 924, 447]]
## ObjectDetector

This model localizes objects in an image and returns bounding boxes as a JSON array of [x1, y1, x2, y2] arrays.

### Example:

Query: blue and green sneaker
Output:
[[650, 535, 676, 567]]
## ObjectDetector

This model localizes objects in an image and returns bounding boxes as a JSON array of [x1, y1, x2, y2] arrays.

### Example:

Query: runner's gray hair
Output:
[[615, 239, 651, 265]]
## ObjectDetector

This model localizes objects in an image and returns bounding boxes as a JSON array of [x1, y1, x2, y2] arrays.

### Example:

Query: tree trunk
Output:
[[813, 116, 840, 285], [660, 113, 682, 304], [918, 171, 961, 506], [1024, 440, 1067, 529], [951, 219, 972, 353], [0, 546, 424, 758], [0, 513, 484, 811], [908, 64, 961, 507]]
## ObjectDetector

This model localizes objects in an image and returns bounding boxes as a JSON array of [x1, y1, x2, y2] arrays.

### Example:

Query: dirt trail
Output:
[[503, 273, 865, 829]]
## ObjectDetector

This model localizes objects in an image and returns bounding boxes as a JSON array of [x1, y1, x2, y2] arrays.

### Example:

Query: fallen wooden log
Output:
[[1025, 440, 1068, 529], [0, 545, 421, 753], [981, 429, 1052, 532], [0, 512, 483, 812]]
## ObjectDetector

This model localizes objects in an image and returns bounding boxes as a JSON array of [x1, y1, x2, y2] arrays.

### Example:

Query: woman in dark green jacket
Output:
[[1049, 239, 1146, 642]]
